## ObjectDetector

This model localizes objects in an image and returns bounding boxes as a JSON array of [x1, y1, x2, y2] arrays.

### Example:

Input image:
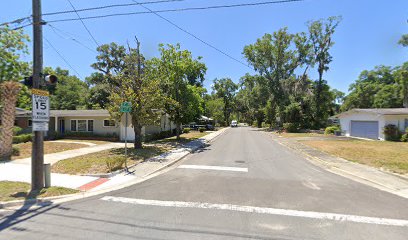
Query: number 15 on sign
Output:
[[32, 89, 50, 122]]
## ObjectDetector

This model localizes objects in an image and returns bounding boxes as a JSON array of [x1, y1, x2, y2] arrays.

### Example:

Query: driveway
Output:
[[1, 127, 407, 239]]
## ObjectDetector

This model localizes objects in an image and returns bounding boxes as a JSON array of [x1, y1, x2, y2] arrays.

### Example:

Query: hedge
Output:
[[324, 126, 340, 135], [283, 123, 299, 133], [12, 134, 33, 144]]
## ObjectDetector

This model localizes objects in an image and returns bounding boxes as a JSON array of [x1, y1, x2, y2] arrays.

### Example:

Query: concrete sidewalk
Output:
[[267, 133, 408, 199], [11, 142, 126, 165], [0, 128, 228, 193], [91, 128, 228, 191]]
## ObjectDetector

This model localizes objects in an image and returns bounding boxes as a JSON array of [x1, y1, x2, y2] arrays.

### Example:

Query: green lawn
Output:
[[12, 141, 89, 160], [302, 139, 408, 174], [273, 132, 325, 138], [52, 145, 171, 175], [0, 181, 78, 202], [52, 130, 210, 175], [153, 131, 209, 146]]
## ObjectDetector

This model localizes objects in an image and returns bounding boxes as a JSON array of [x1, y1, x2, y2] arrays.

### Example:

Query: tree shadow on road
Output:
[[0, 198, 59, 232]]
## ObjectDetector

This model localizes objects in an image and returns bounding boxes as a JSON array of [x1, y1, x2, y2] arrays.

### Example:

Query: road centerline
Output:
[[177, 164, 248, 172], [100, 196, 408, 227]]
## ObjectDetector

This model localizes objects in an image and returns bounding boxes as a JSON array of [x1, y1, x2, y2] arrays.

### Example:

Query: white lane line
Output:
[[177, 165, 248, 172], [101, 196, 408, 227]]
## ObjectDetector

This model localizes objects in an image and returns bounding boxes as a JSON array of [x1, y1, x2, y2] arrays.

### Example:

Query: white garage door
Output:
[[350, 121, 379, 139]]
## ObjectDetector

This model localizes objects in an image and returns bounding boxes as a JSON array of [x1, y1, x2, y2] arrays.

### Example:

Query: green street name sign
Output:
[[120, 102, 132, 113]]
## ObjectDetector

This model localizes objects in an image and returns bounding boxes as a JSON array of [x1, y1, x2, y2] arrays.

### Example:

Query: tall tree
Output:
[[110, 39, 164, 148], [308, 16, 341, 127], [399, 34, 408, 47], [0, 82, 21, 160], [0, 25, 30, 84], [212, 78, 238, 126], [86, 72, 109, 109], [92, 40, 164, 148], [46, 67, 89, 110], [342, 64, 406, 110], [243, 28, 310, 123], [0, 25, 29, 159], [149, 44, 207, 139]]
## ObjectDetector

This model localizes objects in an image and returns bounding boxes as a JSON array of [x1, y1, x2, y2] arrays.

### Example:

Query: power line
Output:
[[47, 24, 97, 54], [131, 0, 250, 68], [0, 0, 185, 27], [44, 37, 82, 78], [43, 0, 186, 16], [67, 0, 100, 47], [0, 16, 30, 27], [46, 0, 304, 23]]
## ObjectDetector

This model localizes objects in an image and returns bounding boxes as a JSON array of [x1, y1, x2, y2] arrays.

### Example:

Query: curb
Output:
[[0, 128, 228, 210], [0, 193, 80, 210], [80, 129, 228, 179]]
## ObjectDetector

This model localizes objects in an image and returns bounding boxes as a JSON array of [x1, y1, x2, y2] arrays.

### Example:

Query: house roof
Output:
[[335, 108, 408, 118], [50, 109, 110, 117], [15, 107, 31, 117]]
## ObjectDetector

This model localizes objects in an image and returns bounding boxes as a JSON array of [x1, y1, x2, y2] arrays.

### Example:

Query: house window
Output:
[[103, 119, 115, 127], [70, 119, 94, 132], [28, 120, 32, 127], [88, 120, 94, 131], [77, 120, 87, 132], [71, 120, 77, 131]]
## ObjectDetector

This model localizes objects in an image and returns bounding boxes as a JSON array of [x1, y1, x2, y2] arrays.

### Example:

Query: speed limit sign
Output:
[[32, 88, 50, 122]]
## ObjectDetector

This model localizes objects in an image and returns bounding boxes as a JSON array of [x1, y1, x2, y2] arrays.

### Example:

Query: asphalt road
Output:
[[1, 127, 408, 240]]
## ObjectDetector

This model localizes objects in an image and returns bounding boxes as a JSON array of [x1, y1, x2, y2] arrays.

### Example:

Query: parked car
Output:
[[206, 124, 215, 131], [231, 120, 238, 127]]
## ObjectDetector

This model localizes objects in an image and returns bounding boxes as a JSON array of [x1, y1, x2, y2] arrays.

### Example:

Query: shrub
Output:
[[401, 133, 408, 142], [199, 127, 206, 133], [261, 122, 271, 128], [383, 124, 401, 141], [63, 131, 119, 141], [12, 133, 33, 144], [13, 126, 23, 136], [325, 126, 340, 135], [183, 128, 191, 134], [283, 123, 299, 133], [12, 146, 20, 156], [106, 157, 126, 172]]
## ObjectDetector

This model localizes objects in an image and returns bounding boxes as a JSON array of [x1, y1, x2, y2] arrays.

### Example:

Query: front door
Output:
[[59, 119, 65, 134]]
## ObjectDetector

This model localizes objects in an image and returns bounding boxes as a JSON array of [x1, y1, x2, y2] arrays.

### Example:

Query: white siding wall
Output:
[[119, 114, 176, 141], [340, 113, 408, 140], [63, 116, 120, 136], [339, 112, 385, 140], [383, 115, 408, 132]]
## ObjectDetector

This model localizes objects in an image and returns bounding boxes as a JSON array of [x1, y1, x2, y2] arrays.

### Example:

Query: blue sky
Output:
[[1, 0, 407, 93]]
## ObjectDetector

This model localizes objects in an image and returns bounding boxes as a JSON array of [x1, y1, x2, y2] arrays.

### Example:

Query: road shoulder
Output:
[[266, 132, 408, 199]]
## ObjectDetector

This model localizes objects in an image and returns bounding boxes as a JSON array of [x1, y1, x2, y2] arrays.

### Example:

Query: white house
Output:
[[336, 108, 408, 140], [15, 109, 176, 141]]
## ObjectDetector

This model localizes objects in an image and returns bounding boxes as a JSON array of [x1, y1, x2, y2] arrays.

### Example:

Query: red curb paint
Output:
[[78, 178, 109, 191]]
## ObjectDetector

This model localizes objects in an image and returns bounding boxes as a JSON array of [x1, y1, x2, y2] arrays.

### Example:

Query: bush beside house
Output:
[[383, 124, 401, 141], [325, 126, 341, 135]]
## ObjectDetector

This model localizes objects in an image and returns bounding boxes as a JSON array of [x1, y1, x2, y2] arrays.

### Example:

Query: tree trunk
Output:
[[257, 118, 262, 128], [131, 117, 143, 149], [176, 122, 181, 140], [315, 67, 324, 128], [0, 81, 21, 160]]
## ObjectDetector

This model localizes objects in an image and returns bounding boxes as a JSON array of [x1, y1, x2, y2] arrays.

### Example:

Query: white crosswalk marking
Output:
[[177, 164, 248, 172], [100, 196, 408, 227]]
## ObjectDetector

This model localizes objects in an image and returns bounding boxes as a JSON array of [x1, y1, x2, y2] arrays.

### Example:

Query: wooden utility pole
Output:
[[31, 0, 44, 191]]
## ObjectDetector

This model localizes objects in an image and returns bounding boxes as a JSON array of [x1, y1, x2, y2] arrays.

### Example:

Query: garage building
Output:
[[336, 108, 408, 140]]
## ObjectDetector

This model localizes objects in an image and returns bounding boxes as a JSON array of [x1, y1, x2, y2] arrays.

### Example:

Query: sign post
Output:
[[31, 88, 50, 190], [120, 102, 132, 171]]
